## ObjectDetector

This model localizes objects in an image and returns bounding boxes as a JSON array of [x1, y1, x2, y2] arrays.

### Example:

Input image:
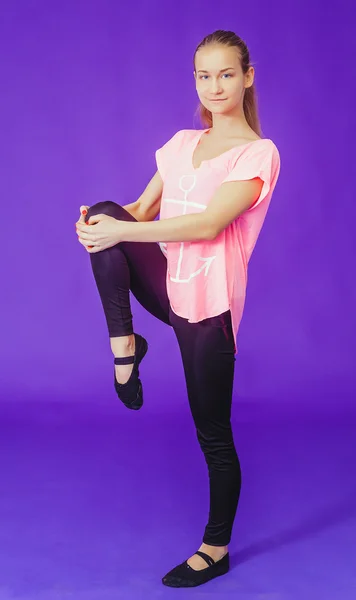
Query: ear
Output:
[[245, 66, 255, 89]]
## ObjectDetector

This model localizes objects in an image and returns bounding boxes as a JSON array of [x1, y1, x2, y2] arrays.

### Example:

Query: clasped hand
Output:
[[75, 205, 125, 253]]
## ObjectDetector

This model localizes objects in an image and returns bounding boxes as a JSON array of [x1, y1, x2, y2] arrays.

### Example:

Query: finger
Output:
[[77, 236, 95, 249], [88, 214, 104, 225], [76, 222, 92, 236], [79, 205, 90, 223], [77, 230, 94, 241], [75, 222, 87, 231]]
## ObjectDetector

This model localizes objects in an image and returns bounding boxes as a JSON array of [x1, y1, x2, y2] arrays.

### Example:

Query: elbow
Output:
[[204, 224, 219, 241]]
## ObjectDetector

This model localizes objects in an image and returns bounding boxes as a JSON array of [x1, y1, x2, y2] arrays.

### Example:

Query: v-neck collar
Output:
[[191, 128, 269, 171]]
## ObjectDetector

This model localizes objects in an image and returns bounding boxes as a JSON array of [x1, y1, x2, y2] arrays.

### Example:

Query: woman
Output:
[[76, 29, 281, 588]]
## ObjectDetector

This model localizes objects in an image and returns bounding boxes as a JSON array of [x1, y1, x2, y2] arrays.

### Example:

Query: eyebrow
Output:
[[196, 67, 235, 73]]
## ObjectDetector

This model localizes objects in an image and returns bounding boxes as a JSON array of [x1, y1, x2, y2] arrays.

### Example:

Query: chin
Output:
[[210, 106, 230, 115]]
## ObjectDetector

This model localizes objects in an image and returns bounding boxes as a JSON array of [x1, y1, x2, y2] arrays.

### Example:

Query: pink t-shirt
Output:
[[155, 128, 281, 353]]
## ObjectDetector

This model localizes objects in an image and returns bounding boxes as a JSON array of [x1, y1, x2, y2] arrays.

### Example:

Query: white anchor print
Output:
[[160, 174, 216, 283]]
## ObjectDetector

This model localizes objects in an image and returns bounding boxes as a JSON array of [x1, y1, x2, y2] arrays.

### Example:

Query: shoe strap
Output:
[[194, 550, 215, 566], [114, 356, 135, 365]]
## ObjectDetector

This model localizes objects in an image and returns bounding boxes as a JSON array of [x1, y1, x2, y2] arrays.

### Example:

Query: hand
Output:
[[76, 212, 124, 253]]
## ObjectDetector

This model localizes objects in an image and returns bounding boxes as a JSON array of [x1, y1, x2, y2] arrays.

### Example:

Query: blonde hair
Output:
[[193, 30, 262, 137]]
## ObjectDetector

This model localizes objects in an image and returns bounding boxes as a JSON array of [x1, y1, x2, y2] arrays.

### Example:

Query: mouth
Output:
[[209, 98, 227, 102]]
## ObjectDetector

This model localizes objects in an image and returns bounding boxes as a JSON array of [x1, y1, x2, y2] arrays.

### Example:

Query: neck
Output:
[[210, 105, 251, 138]]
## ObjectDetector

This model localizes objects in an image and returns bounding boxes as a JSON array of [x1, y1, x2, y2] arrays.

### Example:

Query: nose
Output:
[[210, 77, 223, 94]]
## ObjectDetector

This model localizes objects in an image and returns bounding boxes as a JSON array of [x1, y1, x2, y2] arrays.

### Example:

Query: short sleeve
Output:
[[222, 140, 281, 210], [155, 130, 186, 181]]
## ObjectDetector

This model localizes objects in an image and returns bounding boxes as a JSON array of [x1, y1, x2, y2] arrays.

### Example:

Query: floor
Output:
[[0, 394, 355, 599]]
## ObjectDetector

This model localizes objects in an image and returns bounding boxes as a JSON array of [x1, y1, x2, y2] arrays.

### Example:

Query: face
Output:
[[194, 44, 254, 116]]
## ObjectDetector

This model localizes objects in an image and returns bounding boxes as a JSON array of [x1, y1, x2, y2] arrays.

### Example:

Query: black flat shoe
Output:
[[114, 333, 148, 410], [162, 550, 229, 587]]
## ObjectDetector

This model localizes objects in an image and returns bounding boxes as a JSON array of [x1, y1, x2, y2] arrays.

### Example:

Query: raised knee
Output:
[[85, 201, 136, 223], [87, 200, 119, 216], [86, 200, 136, 223], [85, 201, 129, 224]]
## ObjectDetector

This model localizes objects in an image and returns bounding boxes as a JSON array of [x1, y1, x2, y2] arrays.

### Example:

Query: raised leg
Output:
[[84, 200, 170, 387]]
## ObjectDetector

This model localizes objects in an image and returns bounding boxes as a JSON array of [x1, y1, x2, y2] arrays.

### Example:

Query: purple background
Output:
[[0, 0, 355, 404], [0, 1, 355, 598]]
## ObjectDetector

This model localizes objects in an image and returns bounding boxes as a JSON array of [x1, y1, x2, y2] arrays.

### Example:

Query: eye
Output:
[[198, 73, 233, 80]]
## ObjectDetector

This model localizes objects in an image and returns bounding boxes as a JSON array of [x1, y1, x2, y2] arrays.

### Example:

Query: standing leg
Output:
[[171, 309, 241, 565]]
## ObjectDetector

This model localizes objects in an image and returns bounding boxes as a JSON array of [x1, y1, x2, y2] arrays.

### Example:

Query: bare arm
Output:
[[77, 176, 265, 253], [118, 177, 264, 243], [122, 171, 163, 222]]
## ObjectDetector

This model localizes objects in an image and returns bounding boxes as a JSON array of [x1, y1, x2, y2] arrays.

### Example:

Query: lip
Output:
[[209, 98, 227, 102]]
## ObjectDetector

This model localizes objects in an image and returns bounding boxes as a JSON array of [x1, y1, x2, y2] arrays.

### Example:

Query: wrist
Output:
[[118, 219, 131, 242]]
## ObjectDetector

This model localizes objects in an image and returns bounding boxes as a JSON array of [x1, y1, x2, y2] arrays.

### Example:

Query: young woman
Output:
[[76, 30, 280, 588]]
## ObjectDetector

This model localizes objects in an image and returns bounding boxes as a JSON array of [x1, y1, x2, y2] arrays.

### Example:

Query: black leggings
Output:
[[85, 201, 241, 546]]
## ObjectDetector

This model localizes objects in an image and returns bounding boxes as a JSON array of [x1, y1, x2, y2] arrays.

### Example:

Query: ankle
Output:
[[110, 334, 135, 356], [199, 542, 228, 559]]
